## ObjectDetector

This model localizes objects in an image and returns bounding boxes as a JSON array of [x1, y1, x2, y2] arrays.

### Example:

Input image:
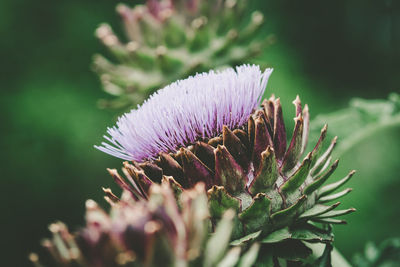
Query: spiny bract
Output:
[[30, 183, 260, 267], [99, 65, 356, 256], [93, 0, 274, 109]]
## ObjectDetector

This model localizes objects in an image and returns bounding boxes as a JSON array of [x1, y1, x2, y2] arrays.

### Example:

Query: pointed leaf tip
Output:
[[204, 209, 235, 267], [253, 116, 272, 172], [222, 125, 249, 169], [298, 202, 341, 219], [207, 186, 240, 220], [293, 95, 302, 117], [319, 170, 356, 197], [312, 218, 347, 224], [304, 159, 339, 195], [311, 136, 338, 175], [273, 98, 287, 160], [239, 193, 271, 233], [249, 146, 278, 194], [281, 114, 304, 173], [319, 188, 353, 203], [230, 231, 262, 246], [271, 195, 307, 223], [316, 208, 356, 219], [214, 145, 246, 194], [301, 103, 310, 155], [281, 152, 312, 194], [181, 148, 214, 188], [157, 152, 186, 187]]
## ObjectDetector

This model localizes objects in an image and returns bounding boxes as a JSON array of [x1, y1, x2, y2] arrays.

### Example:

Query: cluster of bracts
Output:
[[31, 96, 356, 266]]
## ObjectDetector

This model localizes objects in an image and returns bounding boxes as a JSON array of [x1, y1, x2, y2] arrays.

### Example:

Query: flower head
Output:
[[96, 65, 355, 251], [31, 182, 245, 267], [96, 65, 273, 162]]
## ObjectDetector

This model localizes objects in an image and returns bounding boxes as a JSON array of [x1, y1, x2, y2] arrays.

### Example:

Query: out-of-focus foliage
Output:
[[353, 238, 400, 267], [310, 93, 400, 156], [94, 0, 274, 110]]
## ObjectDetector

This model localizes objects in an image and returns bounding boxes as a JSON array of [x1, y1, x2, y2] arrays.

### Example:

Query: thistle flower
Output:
[[31, 183, 257, 267], [93, 0, 274, 109], [96, 65, 272, 161], [97, 65, 356, 259]]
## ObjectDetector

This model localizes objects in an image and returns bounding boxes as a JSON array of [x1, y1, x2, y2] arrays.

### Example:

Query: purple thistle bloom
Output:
[[96, 65, 273, 162]]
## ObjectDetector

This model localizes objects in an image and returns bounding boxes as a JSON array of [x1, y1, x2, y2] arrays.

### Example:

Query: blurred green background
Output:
[[1, 0, 399, 266]]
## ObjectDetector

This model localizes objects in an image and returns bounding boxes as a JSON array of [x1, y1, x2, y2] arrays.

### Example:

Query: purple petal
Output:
[[96, 65, 273, 162]]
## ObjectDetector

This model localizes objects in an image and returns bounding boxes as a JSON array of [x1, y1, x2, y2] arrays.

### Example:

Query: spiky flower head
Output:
[[96, 65, 272, 161], [30, 183, 257, 267], [97, 65, 356, 262], [93, 0, 274, 109]]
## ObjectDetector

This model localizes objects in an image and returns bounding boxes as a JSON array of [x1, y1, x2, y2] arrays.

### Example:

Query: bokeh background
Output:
[[1, 0, 399, 266]]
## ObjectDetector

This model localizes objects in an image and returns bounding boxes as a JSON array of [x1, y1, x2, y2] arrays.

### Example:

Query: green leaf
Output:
[[271, 195, 307, 224], [318, 188, 352, 203], [249, 146, 278, 194], [309, 125, 328, 169], [261, 224, 333, 244], [318, 170, 356, 197], [315, 208, 356, 219], [230, 231, 262, 246], [310, 137, 337, 176], [238, 243, 260, 267], [208, 186, 240, 220], [314, 243, 333, 267], [239, 193, 271, 233], [281, 154, 312, 194], [291, 224, 334, 243], [304, 159, 339, 195], [216, 247, 241, 267], [298, 203, 340, 219], [273, 240, 313, 260], [309, 93, 400, 157], [261, 227, 291, 243], [204, 210, 235, 267], [307, 244, 352, 267], [254, 245, 274, 266], [311, 218, 347, 225]]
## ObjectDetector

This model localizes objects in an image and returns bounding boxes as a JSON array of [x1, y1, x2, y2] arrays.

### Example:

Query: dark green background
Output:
[[1, 0, 399, 266]]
